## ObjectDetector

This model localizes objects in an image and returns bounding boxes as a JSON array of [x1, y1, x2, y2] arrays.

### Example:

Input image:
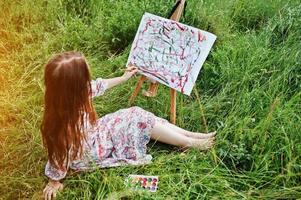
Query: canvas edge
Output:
[[184, 34, 217, 96], [126, 12, 218, 96]]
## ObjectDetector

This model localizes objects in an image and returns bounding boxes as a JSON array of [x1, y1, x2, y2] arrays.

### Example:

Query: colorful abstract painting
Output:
[[127, 13, 217, 95]]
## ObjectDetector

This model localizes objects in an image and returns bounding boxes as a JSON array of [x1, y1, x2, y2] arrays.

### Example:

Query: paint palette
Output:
[[126, 175, 159, 192]]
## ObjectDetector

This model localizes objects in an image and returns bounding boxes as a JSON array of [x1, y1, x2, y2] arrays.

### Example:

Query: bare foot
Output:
[[187, 137, 215, 150], [184, 131, 216, 139]]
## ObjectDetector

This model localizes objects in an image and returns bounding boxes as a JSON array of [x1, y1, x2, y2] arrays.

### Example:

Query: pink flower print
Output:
[[112, 117, 122, 127], [123, 146, 129, 154], [137, 122, 147, 129], [115, 117, 121, 123], [124, 147, 137, 160], [98, 145, 104, 158]]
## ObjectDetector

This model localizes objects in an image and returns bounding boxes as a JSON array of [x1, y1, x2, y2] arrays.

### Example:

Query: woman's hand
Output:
[[122, 63, 138, 81], [102, 64, 139, 90], [43, 180, 64, 200]]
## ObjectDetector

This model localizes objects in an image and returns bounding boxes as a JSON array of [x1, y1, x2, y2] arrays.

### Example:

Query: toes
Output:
[[189, 137, 216, 150], [205, 138, 215, 149], [208, 131, 217, 137]]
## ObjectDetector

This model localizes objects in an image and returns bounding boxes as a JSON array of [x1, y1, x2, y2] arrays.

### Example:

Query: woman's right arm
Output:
[[90, 64, 138, 98], [103, 64, 138, 89]]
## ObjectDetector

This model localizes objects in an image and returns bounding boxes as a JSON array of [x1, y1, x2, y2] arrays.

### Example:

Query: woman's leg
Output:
[[165, 122, 216, 139], [150, 122, 214, 150], [153, 116, 216, 139]]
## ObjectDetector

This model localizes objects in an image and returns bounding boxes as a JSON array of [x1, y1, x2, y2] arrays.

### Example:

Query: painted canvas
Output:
[[127, 13, 217, 95]]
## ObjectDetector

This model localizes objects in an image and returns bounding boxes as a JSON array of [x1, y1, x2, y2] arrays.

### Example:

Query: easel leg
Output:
[[168, 0, 185, 124], [170, 89, 177, 124], [129, 76, 147, 105], [142, 82, 159, 97]]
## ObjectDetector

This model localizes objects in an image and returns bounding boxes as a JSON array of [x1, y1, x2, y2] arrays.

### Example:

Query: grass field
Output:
[[0, 0, 300, 199]]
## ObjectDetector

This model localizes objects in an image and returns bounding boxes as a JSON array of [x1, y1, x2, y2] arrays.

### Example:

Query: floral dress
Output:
[[45, 78, 168, 180]]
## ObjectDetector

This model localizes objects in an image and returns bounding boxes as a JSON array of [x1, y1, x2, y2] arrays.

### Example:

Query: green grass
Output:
[[0, 0, 300, 199]]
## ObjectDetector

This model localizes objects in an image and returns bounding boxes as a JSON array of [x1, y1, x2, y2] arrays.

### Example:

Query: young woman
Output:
[[41, 52, 215, 199]]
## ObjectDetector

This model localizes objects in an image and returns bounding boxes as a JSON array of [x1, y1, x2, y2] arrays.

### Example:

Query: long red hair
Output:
[[41, 52, 97, 170]]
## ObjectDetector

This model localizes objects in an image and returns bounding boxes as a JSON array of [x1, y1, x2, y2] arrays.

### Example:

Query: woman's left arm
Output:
[[43, 179, 64, 200], [104, 64, 138, 89]]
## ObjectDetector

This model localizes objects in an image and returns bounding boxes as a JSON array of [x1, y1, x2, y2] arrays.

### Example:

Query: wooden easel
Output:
[[128, 0, 186, 124]]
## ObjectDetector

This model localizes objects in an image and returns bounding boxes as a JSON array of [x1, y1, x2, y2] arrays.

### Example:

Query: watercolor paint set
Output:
[[125, 175, 159, 192]]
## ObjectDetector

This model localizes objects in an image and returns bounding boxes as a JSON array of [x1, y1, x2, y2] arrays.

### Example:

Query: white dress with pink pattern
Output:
[[45, 78, 168, 180]]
